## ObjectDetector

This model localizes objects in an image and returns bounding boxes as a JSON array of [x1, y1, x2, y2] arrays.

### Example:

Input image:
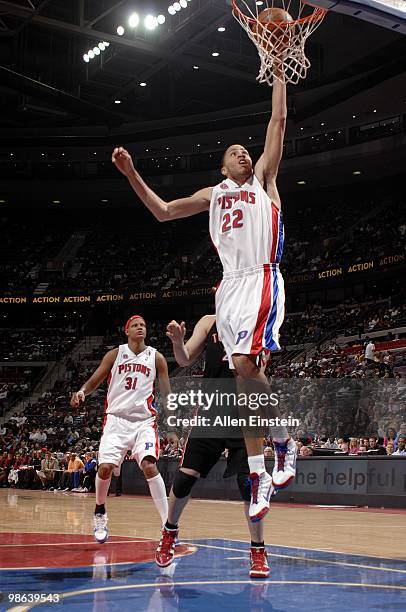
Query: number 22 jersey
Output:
[[209, 174, 284, 274]]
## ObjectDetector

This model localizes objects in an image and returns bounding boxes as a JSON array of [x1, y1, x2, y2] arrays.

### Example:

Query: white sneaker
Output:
[[272, 438, 297, 489], [249, 471, 273, 522], [93, 513, 109, 544]]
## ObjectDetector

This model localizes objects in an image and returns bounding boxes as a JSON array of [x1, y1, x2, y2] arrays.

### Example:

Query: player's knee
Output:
[[141, 457, 158, 479], [237, 472, 251, 502], [232, 354, 257, 378], [98, 464, 114, 480], [172, 469, 198, 499]]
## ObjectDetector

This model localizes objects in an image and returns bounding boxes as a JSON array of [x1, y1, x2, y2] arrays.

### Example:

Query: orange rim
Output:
[[231, 1, 327, 28]]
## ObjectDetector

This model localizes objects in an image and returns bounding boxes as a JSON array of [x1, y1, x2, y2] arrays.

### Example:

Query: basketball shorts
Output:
[[98, 414, 159, 469], [181, 437, 249, 479], [216, 263, 285, 368]]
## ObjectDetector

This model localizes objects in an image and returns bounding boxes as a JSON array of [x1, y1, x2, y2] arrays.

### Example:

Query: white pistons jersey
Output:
[[106, 344, 157, 420], [209, 174, 284, 274]]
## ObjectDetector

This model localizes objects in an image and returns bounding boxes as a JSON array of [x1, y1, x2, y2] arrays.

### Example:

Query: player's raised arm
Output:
[[70, 348, 118, 407], [167, 315, 215, 367], [112, 147, 211, 221], [254, 71, 287, 206]]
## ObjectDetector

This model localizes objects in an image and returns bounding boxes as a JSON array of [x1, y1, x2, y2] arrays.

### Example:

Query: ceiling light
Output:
[[352, 114, 356, 118], [103, 41, 110, 47], [218, 27, 225, 32], [373, 109, 377, 113], [193, 65, 199, 69], [256, 1, 264, 5], [114, 100, 121, 104], [52, 200, 61, 204], [197, 144, 200, 147], [98, 42, 106, 51], [83, 54, 89, 62], [173, 2, 181, 11], [168, 5, 176, 15], [180, 0, 188, 8], [297, 180, 306, 185], [157, 15, 166, 25], [129, 12, 140, 28], [101, 199, 108, 203], [93, 46, 100, 55], [353, 170, 362, 175], [140, 82, 147, 87], [320, 122, 325, 126], [88, 50, 95, 59], [0, 199, 6, 203], [144, 15, 157, 30], [117, 25, 125, 36], [217, 141, 221, 144], [10, 153, 13, 156], [212, 52, 220, 57]]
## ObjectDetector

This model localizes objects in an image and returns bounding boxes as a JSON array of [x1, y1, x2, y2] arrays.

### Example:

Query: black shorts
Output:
[[181, 437, 249, 479]]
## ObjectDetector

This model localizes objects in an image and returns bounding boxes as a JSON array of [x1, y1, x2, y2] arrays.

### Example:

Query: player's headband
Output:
[[125, 315, 145, 333]]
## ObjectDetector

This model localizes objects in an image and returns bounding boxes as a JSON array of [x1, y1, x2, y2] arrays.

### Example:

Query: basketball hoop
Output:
[[232, 1, 327, 86]]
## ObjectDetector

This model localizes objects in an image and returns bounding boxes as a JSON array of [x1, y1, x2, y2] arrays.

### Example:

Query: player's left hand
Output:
[[166, 320, 186, 345]]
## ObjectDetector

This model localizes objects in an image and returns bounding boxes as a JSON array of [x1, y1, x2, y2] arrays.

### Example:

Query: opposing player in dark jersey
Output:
[[155, 315, 271, 578]]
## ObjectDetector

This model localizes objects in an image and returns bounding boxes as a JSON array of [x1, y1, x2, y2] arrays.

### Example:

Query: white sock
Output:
[[96, 474, 111, 506], [147, 473, 168, 525], [248, 455, 266, 475]]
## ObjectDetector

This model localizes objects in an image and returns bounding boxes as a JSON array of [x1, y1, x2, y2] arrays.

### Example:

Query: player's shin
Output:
[[147, 473, 169, 525], [95, 473, 112, 506]]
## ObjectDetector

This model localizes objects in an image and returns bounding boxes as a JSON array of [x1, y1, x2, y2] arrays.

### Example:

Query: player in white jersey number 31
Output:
[[71, 315, 178, 543], [112, 67, 296, 522]]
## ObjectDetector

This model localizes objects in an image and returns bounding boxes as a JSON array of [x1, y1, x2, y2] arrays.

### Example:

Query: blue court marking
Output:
[[2, 539, 405, 612]]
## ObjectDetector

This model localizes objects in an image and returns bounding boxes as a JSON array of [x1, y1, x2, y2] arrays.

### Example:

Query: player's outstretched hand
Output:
[[70, 390, 85, 408], [112, 146, 135, 177], [167, 431, 179, 446], [166, 320, 186, 345]]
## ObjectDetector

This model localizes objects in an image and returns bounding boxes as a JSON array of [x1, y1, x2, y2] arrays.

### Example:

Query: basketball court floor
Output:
[[0, 490, 405, 611]]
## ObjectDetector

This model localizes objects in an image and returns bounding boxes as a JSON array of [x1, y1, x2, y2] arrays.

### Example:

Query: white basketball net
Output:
[[232, 1, 327, 85]]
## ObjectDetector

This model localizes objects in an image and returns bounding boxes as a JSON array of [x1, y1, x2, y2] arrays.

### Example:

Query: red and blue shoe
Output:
[[272, 438, 297, 489], [249, 471, 274, 522]]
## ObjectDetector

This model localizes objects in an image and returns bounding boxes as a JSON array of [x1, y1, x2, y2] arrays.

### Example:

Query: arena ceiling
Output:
[[0, 0, 405, 141]]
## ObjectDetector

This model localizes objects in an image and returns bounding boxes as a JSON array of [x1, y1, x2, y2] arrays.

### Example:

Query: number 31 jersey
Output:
[[209, 174, 284, 274], [106, 344, 157, 420]]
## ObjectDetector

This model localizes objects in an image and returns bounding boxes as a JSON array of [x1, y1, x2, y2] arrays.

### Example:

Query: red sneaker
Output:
[[250, 547, 270, 579], [155, 527, 178, 568]]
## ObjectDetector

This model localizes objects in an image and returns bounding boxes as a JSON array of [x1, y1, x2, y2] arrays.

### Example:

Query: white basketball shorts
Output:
[[98, 414, 159, 468], [216, 263, 285, 368]]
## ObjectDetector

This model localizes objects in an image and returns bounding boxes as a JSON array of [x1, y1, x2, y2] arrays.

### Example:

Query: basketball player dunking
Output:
[[112, 76, 296, 522], [155, 315, 272, 578], [70, 315, 178, 543]]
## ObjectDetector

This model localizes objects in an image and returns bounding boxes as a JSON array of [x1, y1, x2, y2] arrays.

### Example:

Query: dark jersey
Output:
[[204, 322, 234, 381], [197, 321, 240, 438]]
